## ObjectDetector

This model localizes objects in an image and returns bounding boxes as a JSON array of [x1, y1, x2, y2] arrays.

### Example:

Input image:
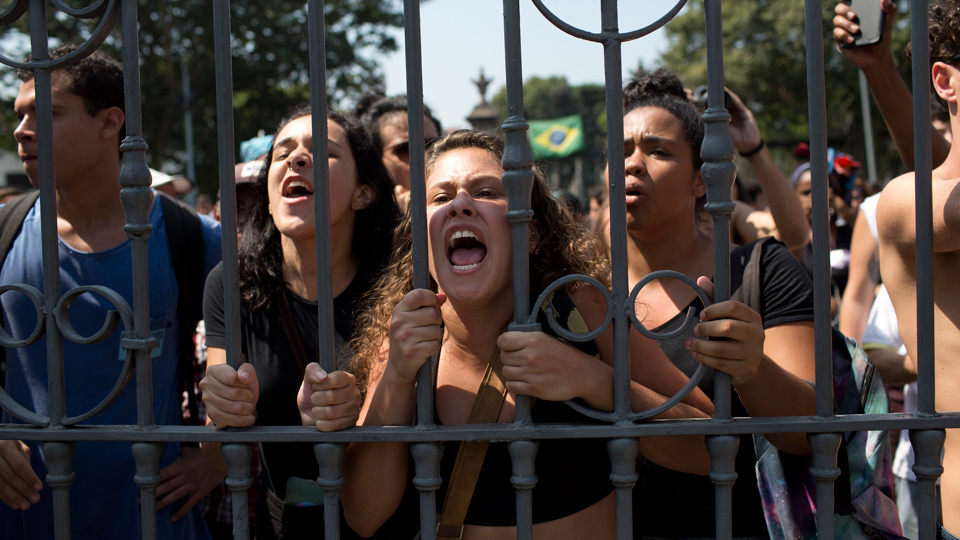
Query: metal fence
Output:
[[0, 0, 957, 539]]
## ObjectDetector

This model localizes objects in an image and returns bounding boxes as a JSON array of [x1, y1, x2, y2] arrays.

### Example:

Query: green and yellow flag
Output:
[[527, 115, 585, 159]]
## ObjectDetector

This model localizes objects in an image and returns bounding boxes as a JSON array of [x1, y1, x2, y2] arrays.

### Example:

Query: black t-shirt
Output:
[[634, 239, 815, 538], [204, 258, 419, 539]]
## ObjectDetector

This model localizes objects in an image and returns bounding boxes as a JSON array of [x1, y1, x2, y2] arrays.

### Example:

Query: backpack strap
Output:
[[0, 191, 40, 265], [737, 236, 857, 516], [0, 191, 41, 387], [158, 192, 205, 426], [731, 236, 772, 309]]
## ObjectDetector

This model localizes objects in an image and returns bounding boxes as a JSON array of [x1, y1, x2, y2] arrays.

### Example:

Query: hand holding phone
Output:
[[843, 0, 886, 48]]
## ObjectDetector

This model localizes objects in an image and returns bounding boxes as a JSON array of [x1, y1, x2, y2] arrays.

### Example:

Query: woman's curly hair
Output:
[[349, 130, 609, 394]]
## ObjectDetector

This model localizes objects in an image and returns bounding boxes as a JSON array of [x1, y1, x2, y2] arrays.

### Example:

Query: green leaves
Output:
[[1, 0, 405, 195], [659, 0, 913, 184]]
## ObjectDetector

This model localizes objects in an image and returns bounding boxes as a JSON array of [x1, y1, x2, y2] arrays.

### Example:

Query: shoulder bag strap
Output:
[[436, 347, 508, 540]]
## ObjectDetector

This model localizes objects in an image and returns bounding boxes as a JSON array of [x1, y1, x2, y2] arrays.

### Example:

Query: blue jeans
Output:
[[940, 524, 960, 540]]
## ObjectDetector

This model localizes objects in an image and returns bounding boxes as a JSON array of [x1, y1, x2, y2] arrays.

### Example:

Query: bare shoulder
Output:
[[877, 172, 918, 245], [566, 284, 610, 330]]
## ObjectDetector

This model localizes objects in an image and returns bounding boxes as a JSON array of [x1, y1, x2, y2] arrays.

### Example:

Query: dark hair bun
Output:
[[623, 68, 689, 109]]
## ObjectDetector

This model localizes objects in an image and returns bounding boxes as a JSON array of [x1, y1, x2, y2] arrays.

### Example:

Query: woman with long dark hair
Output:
[[198, 104, 402, 539]]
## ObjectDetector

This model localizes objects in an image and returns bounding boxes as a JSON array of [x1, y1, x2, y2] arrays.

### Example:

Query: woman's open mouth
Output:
[[625, 186, 643, 205], [447, 230, 487, 271], [281, 179, 314, 201]]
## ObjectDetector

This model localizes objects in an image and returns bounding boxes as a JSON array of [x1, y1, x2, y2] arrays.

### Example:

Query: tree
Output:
[[658, 0, 913, 185], [491, 76, 607, 201], [1, 0, 404, 195]]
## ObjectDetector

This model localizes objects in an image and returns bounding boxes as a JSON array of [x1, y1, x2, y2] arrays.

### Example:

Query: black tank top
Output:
[[434, 288, 614, 525]]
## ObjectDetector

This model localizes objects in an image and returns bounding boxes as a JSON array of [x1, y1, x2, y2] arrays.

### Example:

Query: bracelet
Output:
[[739, 139, 765, 158]]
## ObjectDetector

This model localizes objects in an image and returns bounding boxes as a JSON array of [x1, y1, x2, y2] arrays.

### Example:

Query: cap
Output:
[[235, 161, 264, 184], [149, 168, 173, 187]]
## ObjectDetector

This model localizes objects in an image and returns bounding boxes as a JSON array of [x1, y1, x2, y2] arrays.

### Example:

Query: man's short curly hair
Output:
[[905, 0, 960, 66], [18, 44, 125, 142], [18, 44, 124, 118], [929, 0, 960, 66]]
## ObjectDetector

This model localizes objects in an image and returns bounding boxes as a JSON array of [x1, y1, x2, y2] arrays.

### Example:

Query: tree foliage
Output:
[[1, 0, 404, 195], [491, 76, 607, 199], [659, 0, 913, 184]]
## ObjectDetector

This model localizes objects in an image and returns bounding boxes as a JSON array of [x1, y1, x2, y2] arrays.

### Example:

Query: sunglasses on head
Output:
[[385, 136, 439, 163]]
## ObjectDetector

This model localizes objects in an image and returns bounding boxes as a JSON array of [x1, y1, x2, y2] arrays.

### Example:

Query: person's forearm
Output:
[[862, 55, 951, 170], [733, 355, 816, 455], [200, 439, 227, 473], [747, 148, 810, 253], [866, 348, 917, 386], [621, 381, 711, 475], [342, 371, 417, 536]]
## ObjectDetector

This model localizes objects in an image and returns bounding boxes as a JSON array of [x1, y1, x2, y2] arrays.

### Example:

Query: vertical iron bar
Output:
[[705, 436, 738, 540], [308, 1, 333, 373], [119, 0, 155, 431], [212, 0, 241, 370], [804, 0, 834, 420], [805, 0, 837, 535], [702, 1, 738, 537], [131, 442, 163, 540], [808, 433, 841, 537], [404, 0, 434, 430], [701, 0, 736, 414], [403, 2, 443, 536], [28, 0, 63, 430], [910, 3, 939, 538], [26, 22, 75, 540], [910, 0, 934, 417], [222, 443, 255, 540], [306, 4, 344, 538], [501, 0, 539, 364], [503, 1, 538, 537], [912, 429, 945, 540], [396, 1, 442, 535], [316, 444, 345, 540], [43, 441, 75, 540], [599, 0, 631, 425], [702, 0, 735, 417], [507, 439, 538, 540], [599, 2, 636, 537], [608, 438, 639, 540], [411, 443, 443, 540]]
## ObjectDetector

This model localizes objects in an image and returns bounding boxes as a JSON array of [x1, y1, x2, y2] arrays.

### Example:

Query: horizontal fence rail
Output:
[[0, 0, 952, 539]]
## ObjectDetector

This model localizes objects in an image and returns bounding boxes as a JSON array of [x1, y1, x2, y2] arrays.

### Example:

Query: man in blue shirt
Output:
[[0, 44, 221, 540]]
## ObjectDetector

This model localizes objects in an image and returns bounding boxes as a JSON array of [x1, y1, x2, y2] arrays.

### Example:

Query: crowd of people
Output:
[[1, 0, 959, 539]]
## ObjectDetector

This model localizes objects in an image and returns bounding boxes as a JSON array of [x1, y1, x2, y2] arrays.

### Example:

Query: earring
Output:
[[352, 201, 362, 209]]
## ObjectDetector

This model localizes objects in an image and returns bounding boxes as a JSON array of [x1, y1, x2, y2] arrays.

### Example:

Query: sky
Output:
[[380, 1, 679, 130]]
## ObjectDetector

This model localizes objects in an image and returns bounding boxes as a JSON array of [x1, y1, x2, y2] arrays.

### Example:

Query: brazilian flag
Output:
[[527, 115, 585, 160]]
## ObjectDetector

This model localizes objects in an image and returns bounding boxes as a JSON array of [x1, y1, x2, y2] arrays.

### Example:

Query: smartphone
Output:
[[845, 0, 886, 48]]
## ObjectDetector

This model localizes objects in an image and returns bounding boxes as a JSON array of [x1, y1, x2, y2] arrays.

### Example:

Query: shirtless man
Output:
[[876, 1, 960, 535]]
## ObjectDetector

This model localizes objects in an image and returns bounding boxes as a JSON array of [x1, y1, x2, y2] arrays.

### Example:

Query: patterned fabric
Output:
[[754, 330, 905, 539]]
